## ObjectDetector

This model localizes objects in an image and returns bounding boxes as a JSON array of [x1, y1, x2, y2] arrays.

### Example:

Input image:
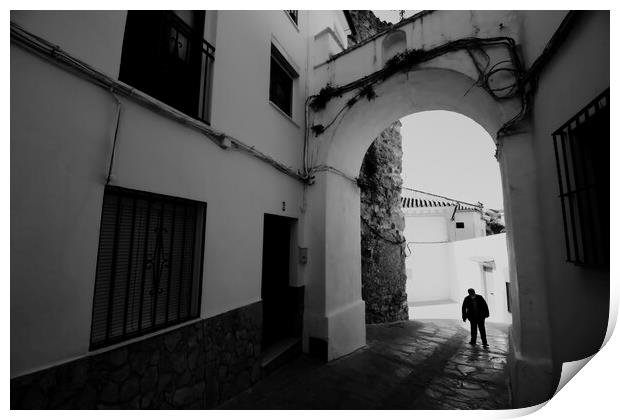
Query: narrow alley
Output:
[[11, 11, 608, 410], [221, 319, 510, 409]]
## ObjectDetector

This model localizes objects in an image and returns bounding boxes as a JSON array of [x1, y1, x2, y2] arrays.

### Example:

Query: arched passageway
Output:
[[302, 65, 555, 405], [395, 111, 510, 324]]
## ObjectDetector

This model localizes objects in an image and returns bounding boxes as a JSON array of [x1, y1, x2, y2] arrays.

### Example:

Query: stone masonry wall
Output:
[[349, 12, 408, 324], [358, 121, 408, 324], [346, 10, 391, 46], [11, 302, 262, 409]]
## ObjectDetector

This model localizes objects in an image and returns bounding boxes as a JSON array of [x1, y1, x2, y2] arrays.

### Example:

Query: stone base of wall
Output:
[[11, 302, 262, 409]]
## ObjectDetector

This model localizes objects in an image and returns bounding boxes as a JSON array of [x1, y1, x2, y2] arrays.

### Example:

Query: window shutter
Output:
[[90, 187, 205, 350]]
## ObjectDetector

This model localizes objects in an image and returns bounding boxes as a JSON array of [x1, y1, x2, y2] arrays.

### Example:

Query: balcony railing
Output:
[[120, 11, 215, 124]]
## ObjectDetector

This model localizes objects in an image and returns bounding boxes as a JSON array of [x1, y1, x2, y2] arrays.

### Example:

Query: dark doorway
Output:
[[261, 214, 302, 351]]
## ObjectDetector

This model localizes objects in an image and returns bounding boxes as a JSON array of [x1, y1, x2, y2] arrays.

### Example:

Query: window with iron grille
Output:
[[90, 186, 206, 350], [456, 222, 465, 229], [119, 11, 215, 124], [285, 10, 298, 25], [269, 44, 299, 117], [552, 88, 609, 268]]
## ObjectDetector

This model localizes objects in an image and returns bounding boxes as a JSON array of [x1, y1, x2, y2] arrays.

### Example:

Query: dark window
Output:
[[119, 11, 215, 124], [456, 222, 465, 229], [552, 88, 609, 267], [269, 44, 298, 117], [285, 10, 298, 25], [90, 186, 206, 350], [505, 282, 511, 313]]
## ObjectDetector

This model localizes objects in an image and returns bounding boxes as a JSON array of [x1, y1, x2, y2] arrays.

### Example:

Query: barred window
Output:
[[90, 186, 206, 349], [552, 88, 609, 267]]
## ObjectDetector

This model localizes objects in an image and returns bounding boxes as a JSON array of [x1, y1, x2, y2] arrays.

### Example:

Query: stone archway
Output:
[[301, 65, 554, 404]]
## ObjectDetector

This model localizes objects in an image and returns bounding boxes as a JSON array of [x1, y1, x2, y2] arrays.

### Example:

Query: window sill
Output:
[[87, 317, 203, 357], [269, 100, 300, 128]]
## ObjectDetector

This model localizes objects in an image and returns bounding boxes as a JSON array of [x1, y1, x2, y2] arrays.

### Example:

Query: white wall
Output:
[[454, 211, 486, 241], [11, 11, 127, 78], [308, 10, 349, 46], [10, 9, 348, 378], [404, 214, 449, 242], [404, 210, 453, 305], [406, 243, 455, 304], [210, 11, 306, 167], [309, 11, 350, 66], [452, 234, 511, 324]]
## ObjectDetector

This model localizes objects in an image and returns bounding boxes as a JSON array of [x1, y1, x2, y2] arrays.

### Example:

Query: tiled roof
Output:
[[400, 188, 482, 211]]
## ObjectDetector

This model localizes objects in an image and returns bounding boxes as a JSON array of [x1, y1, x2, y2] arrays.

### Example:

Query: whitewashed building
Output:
[[401, 189, 511, 324], [11, 10, 609, 409], [10, 10, 355, 408]]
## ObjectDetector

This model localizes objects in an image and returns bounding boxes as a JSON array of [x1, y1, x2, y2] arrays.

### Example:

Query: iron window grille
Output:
[[119, 11, 215, 124], [90, 186, 206, 350], [552, 88, 609, 268], [269, 44, 299, 117], [456, 222, 465, 229], [285, 10, 298, 25]]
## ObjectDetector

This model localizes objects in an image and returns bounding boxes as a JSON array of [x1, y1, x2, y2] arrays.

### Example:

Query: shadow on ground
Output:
[[220, 319, 510, 409]]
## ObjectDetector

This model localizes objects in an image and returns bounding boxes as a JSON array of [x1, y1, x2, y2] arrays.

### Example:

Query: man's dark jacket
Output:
[[461, 294, 490, 320]]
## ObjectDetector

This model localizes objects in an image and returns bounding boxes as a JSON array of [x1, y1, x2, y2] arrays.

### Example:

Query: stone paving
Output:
[[220, 319, 510, 410]]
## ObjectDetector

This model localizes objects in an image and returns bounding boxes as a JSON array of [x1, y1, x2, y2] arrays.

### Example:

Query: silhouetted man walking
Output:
[[462, 288, 489, 347]]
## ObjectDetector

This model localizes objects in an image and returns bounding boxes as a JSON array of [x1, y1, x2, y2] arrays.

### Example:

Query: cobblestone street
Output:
[[221, 319, 510, 410]]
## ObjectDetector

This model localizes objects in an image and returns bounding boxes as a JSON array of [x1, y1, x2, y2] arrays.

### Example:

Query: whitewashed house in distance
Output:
[[401, 189, 511, 324], [10, 10, 609, 409]]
